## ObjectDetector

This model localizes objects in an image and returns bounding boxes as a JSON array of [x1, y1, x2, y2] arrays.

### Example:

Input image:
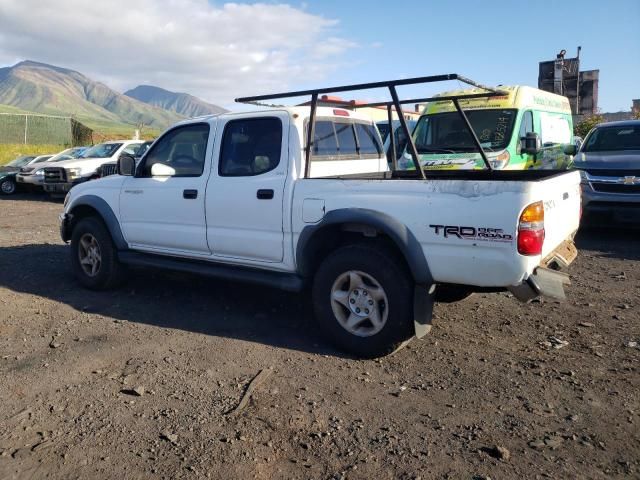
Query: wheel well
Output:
[[299, 223, 411, 281], [68, 205, 103, 236]]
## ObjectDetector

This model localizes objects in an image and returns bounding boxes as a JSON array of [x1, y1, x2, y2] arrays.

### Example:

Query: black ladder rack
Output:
[[235, 74, 508, 179]]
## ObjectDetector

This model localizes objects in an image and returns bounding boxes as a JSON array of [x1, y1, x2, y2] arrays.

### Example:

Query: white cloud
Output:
[[0, 0, 355, 106]]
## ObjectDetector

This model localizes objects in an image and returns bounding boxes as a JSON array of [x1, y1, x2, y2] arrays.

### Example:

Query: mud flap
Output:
[[413, 284, 435, 339]]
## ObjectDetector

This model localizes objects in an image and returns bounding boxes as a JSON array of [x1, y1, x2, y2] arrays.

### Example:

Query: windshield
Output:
[[413, 109, 517, 153], [6, 156, 35, 167], [48, 147, 87, 162], [32, 156, 53, 164], [48, 148, 74, 162], [583, 125, 640, 152], [80, 143, 123, 159]]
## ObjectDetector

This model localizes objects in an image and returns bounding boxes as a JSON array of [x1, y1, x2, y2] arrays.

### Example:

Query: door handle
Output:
[[183, 189, 198, 199], [257, 189, 274, 200]]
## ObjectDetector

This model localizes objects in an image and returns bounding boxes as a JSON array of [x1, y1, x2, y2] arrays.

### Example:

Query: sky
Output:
[[0, 0, 637, 112]]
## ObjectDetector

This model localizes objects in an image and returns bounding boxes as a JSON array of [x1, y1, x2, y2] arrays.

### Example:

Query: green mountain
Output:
[[0, 61, 184, 130], [125, 85, 227, 118]]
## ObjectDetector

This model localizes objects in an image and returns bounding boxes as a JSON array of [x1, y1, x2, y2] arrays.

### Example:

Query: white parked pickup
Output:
[[43, 140, 144, 194], [59, 105, 580, 357]]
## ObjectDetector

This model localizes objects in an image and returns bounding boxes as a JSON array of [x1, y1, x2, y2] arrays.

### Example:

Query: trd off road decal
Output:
[[429, 225, 513, 243]]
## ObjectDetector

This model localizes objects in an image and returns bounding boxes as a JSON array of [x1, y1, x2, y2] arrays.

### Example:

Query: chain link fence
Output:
[[0, 113, 93, 146]]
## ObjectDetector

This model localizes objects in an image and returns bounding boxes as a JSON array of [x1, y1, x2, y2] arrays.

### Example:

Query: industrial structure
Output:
[[538, 47, 599, 117]]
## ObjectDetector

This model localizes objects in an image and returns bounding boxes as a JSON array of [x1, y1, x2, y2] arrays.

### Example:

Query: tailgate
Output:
[[531, 170, 581, 259]]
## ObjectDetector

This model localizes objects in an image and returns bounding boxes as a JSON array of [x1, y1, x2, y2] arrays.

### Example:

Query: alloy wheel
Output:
[[330, 270, 389, 337], [78, 233, 102, 277], [1, 180, 16, 194]]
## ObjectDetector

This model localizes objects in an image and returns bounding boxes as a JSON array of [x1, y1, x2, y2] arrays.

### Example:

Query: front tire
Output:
[[0, 178, 17, 195], [70, 217, 126, 290], [312, 244, 419, 358]]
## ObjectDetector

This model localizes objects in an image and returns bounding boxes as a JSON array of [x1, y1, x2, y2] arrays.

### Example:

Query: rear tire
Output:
[[70, 217, 126, 290], [1, 178, 17, 195], [312, 244, 420, 358]]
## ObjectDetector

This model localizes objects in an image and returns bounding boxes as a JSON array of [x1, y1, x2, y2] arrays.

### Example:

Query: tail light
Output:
[[518, 201, 545, 256]]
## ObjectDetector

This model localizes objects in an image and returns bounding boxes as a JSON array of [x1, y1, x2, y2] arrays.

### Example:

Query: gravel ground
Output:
[[0, 193, 638, 480]]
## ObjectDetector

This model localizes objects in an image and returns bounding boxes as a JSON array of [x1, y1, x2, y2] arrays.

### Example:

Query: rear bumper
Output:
[[508, 267, 571, 302], [508, 238, 576, 302]]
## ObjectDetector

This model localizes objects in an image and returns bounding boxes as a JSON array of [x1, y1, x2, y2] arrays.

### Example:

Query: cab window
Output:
[[540, 113, 571, 146], [519, 111, 534, 140], [308, 119, 383, 160], [219, 117, 282, 177], [142, 124, 210, 177]]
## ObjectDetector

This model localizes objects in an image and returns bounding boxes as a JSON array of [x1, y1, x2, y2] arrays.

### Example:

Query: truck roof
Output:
[[423, 85, 571, 115], [180, 106, 378, 126]]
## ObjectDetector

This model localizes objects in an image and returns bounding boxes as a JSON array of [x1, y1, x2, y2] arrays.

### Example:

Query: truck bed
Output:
[[293, 169, 581, 288], [315, 169, 572, 182]]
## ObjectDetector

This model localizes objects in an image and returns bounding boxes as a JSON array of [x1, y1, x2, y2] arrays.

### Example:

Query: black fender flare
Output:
[[296, 208, 433, 286], [64, 195, 127, 250]]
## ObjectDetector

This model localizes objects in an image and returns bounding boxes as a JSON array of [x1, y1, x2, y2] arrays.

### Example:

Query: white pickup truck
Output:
[[59, 75, 581, 357], [43, 140, 144, 194]]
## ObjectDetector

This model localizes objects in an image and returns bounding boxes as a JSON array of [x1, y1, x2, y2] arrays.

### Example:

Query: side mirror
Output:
[[563, 144, 577, 156], [117, 154, 136, 176], [521, 132, 541, 155]]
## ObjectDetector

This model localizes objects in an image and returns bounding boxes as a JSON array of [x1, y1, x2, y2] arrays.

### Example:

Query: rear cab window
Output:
[[308, 118, 383, 160], [305, 117, 385, 177]]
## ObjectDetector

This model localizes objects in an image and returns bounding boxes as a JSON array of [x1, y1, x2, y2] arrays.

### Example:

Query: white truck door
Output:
[[119, 122, 213, 255], [206, 113, 289, 263]]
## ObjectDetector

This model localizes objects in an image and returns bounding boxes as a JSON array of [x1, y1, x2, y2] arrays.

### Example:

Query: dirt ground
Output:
[[0, 193, 638, 480]]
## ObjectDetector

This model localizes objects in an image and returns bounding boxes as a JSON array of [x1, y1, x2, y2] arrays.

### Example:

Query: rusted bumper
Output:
[[509, 239, 577, 302]]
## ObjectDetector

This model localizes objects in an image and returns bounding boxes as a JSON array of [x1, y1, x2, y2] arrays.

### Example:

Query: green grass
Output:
[[0, 96, 163, 164], [78, 116, 162, 139], [0, 144, 67, 165], [0, 104, 34, 114], [0, 105, 161, 164]]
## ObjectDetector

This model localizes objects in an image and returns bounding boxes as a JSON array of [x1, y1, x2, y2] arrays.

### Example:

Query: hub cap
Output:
[[78, 233, 102, 277], [330, 270, 388, 337], [1, 180, 15, 194]]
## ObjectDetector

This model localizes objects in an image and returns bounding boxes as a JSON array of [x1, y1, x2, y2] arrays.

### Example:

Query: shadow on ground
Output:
[[575, 225, 640, 261], [1, 227, 635, 357], [0, 243, 337, 357]]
